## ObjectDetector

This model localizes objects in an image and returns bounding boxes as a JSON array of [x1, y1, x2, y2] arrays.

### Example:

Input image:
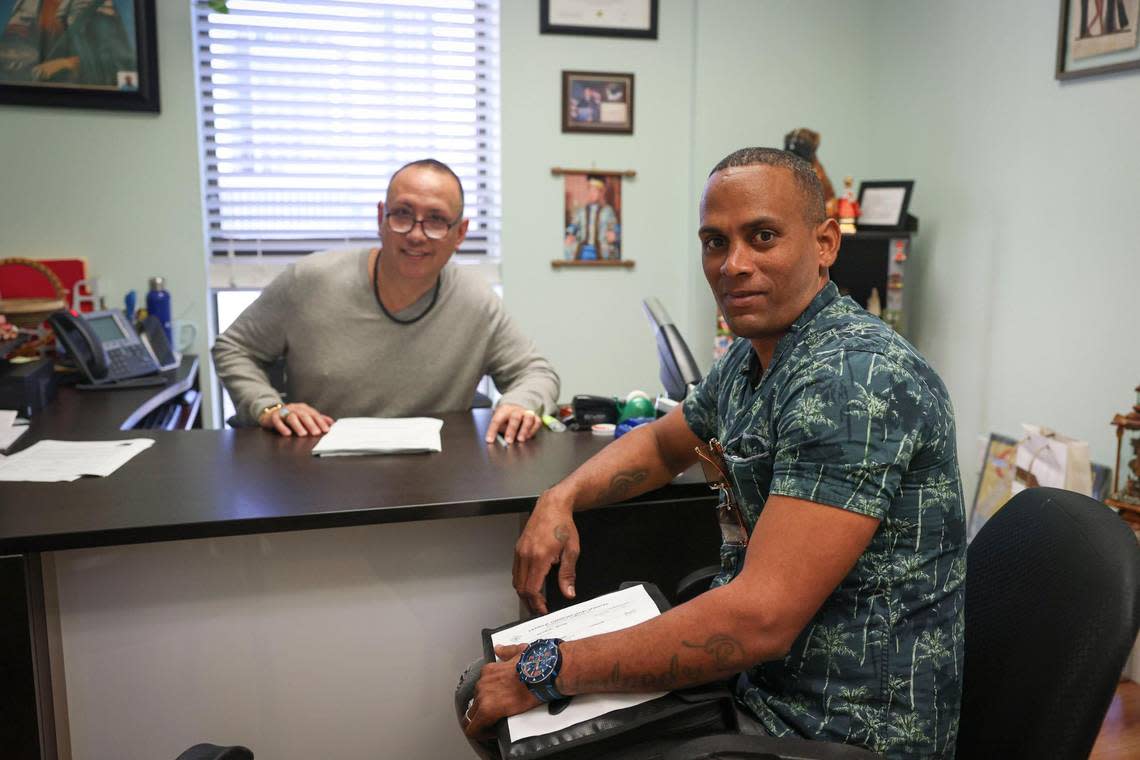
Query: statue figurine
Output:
[[783, 128, 837, 218], [1108, 384, 1140, 525], [837, 176, 860, 234]]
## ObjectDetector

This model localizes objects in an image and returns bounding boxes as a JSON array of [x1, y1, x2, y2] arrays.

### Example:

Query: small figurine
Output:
[[1107, 384, 1140, 528], [837, 176, 860, 234], [784, 128, 837, 219], [866, 287, 882, 317]]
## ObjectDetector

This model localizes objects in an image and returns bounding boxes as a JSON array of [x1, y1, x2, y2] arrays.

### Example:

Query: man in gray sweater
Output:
[[212, 159, 560, 444]]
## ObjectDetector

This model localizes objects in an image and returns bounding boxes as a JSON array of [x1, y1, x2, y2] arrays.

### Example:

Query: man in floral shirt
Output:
[[464, 148, 964, 759]]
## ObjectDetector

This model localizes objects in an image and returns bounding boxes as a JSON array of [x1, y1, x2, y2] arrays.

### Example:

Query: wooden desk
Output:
[[0, 375, 716, 760]]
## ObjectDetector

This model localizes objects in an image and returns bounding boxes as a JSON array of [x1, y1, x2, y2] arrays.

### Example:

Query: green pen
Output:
[[542, 414, 567, 432]]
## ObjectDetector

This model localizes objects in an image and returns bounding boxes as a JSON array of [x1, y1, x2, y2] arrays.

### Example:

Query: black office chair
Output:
[[175, 744, 253, 760], [666, 487, 1140, 759]]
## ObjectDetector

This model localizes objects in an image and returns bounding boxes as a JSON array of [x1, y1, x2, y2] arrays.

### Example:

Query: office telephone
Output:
[[48, 309, 162, 386]]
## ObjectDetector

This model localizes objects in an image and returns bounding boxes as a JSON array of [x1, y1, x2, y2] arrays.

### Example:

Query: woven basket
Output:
[[0, 257, 68, 327]]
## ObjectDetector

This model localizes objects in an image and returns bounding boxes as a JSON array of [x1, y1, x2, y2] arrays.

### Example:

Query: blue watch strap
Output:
[[529, 680, 565, 703]]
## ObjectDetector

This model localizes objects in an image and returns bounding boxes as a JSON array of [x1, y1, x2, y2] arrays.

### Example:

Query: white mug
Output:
[[174, 320, 197, 353]]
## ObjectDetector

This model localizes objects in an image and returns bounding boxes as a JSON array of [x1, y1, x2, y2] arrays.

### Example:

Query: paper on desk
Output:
[[311, 417, 443, 457], [0, 438, 155, 482], [490, 584, 667, 742], [0, 410, 27, 452]]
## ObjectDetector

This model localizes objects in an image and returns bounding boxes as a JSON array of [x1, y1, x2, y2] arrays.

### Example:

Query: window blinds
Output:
[[193, 0, 500, 257]]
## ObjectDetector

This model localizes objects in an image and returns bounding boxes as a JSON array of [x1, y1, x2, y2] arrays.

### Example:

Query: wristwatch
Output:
[[516, 638, 566, 703]]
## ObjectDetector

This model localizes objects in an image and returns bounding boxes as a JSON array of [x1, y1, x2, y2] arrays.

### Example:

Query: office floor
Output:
[[1091, 680, 1140, 759]]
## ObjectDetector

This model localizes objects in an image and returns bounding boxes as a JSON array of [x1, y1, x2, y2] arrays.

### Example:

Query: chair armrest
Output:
[[675, 564, 720, 605], [663, 733, 882, 759]]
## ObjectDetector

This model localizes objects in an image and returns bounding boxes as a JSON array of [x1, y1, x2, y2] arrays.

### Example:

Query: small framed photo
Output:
[[561, 171, 623, 263], [0, 0, 160, 112], [540, 0, 658, 39], [856, 180, 914, 230], [562, 71, 634, 134], [1056, 0, 1140, 80]]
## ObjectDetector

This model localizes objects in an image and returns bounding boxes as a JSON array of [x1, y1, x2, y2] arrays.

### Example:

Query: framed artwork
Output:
[[540, 0, 658, 39], [1056, 0, 1140, 80], [0, 0, 160, 112], [562, 70, 634, 134], [968, 433, 1018, 542], [553, 168, 634, 269], [856, 180, 914, 230]]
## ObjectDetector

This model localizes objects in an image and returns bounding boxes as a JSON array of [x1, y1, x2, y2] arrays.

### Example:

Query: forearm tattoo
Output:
[[571, 634, 747, 693], [597, 469, 648, 504]]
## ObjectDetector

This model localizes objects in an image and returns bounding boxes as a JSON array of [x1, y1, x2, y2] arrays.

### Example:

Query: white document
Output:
[[0, 438, 155, 482], [311, 417, 443, 457], [490, 584, 666, 743], [0, 410, 27, 452]]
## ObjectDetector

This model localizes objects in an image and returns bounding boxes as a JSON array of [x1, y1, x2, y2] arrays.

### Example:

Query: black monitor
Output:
[[642, 297, 702, 401]]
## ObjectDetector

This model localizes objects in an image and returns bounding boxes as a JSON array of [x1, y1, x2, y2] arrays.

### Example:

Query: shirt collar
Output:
[[790, 280, 840, 335], [736, 281, 840, 380]]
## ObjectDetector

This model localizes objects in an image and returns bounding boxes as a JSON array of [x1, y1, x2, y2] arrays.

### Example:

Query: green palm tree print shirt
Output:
[[683, 282, 966, 758]]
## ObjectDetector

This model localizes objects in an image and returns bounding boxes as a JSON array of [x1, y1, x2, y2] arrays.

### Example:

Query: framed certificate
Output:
[[856, 181, 914, 230], [540, 0, 658, 39]]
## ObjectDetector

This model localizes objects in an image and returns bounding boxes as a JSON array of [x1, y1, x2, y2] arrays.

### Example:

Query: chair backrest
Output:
[[957, 487, 1140, 759]]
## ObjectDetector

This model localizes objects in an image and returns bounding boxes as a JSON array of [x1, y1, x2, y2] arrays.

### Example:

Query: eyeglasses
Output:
[[695, 438, 749, 547], [384, 208, 461, 240]]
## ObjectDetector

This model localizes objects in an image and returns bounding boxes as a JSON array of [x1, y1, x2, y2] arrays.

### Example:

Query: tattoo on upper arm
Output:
[[598, 469, 648, 504]]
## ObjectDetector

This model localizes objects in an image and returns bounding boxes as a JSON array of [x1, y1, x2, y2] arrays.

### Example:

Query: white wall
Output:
[[0, 2, 214, 420], [865, 0, 1140, 497]]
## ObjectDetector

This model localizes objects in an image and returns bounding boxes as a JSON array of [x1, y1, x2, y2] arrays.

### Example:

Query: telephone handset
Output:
[[48, 309, 162, 385]]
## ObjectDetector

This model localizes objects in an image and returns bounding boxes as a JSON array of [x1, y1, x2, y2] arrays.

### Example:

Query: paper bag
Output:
[[1011, 424, 1093, 498]]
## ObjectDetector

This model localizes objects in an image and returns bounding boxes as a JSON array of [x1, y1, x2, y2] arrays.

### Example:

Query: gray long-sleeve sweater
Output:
[[212, 248, 560, 426]]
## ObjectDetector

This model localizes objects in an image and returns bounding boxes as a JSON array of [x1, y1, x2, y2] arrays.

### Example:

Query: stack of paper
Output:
[[490, 584, 666, 742], [0, 438, 155, 482], [311, 417, 444, 457], [0, 410, 28, 453]]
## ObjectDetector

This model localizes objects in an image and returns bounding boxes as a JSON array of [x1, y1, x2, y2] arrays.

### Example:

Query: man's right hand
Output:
[[514, 490, 579, 615], [259, 402, 334, 437]]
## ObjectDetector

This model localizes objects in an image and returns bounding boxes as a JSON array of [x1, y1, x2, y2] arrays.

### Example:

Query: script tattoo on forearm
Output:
[[571, 634, 748, 694], [597, 469, 648, 504], [572, 656, 706, 693]]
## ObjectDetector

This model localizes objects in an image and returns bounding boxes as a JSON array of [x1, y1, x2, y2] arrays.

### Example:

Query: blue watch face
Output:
[[517, 639, 560, 684]]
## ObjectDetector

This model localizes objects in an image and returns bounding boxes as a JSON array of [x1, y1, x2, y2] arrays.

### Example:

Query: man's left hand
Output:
[[486, 404, 542, 444], [463, 644, 541, 740]]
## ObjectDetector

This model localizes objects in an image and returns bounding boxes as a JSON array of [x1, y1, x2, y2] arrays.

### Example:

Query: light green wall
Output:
[[687, 0, 883, 376], [500, 0, 699, 400], [0, 2, 213, 419], [865, 0, 1140, 494]]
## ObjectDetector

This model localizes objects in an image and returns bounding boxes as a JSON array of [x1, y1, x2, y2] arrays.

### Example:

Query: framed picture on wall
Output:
[[856, 180, 914, 230], [562, 71, 634, 134], [1056, 0, 1140, 80], [0, 0, 160, 112], [540, 0, 658, 39], [551, 167, 635, 268]]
